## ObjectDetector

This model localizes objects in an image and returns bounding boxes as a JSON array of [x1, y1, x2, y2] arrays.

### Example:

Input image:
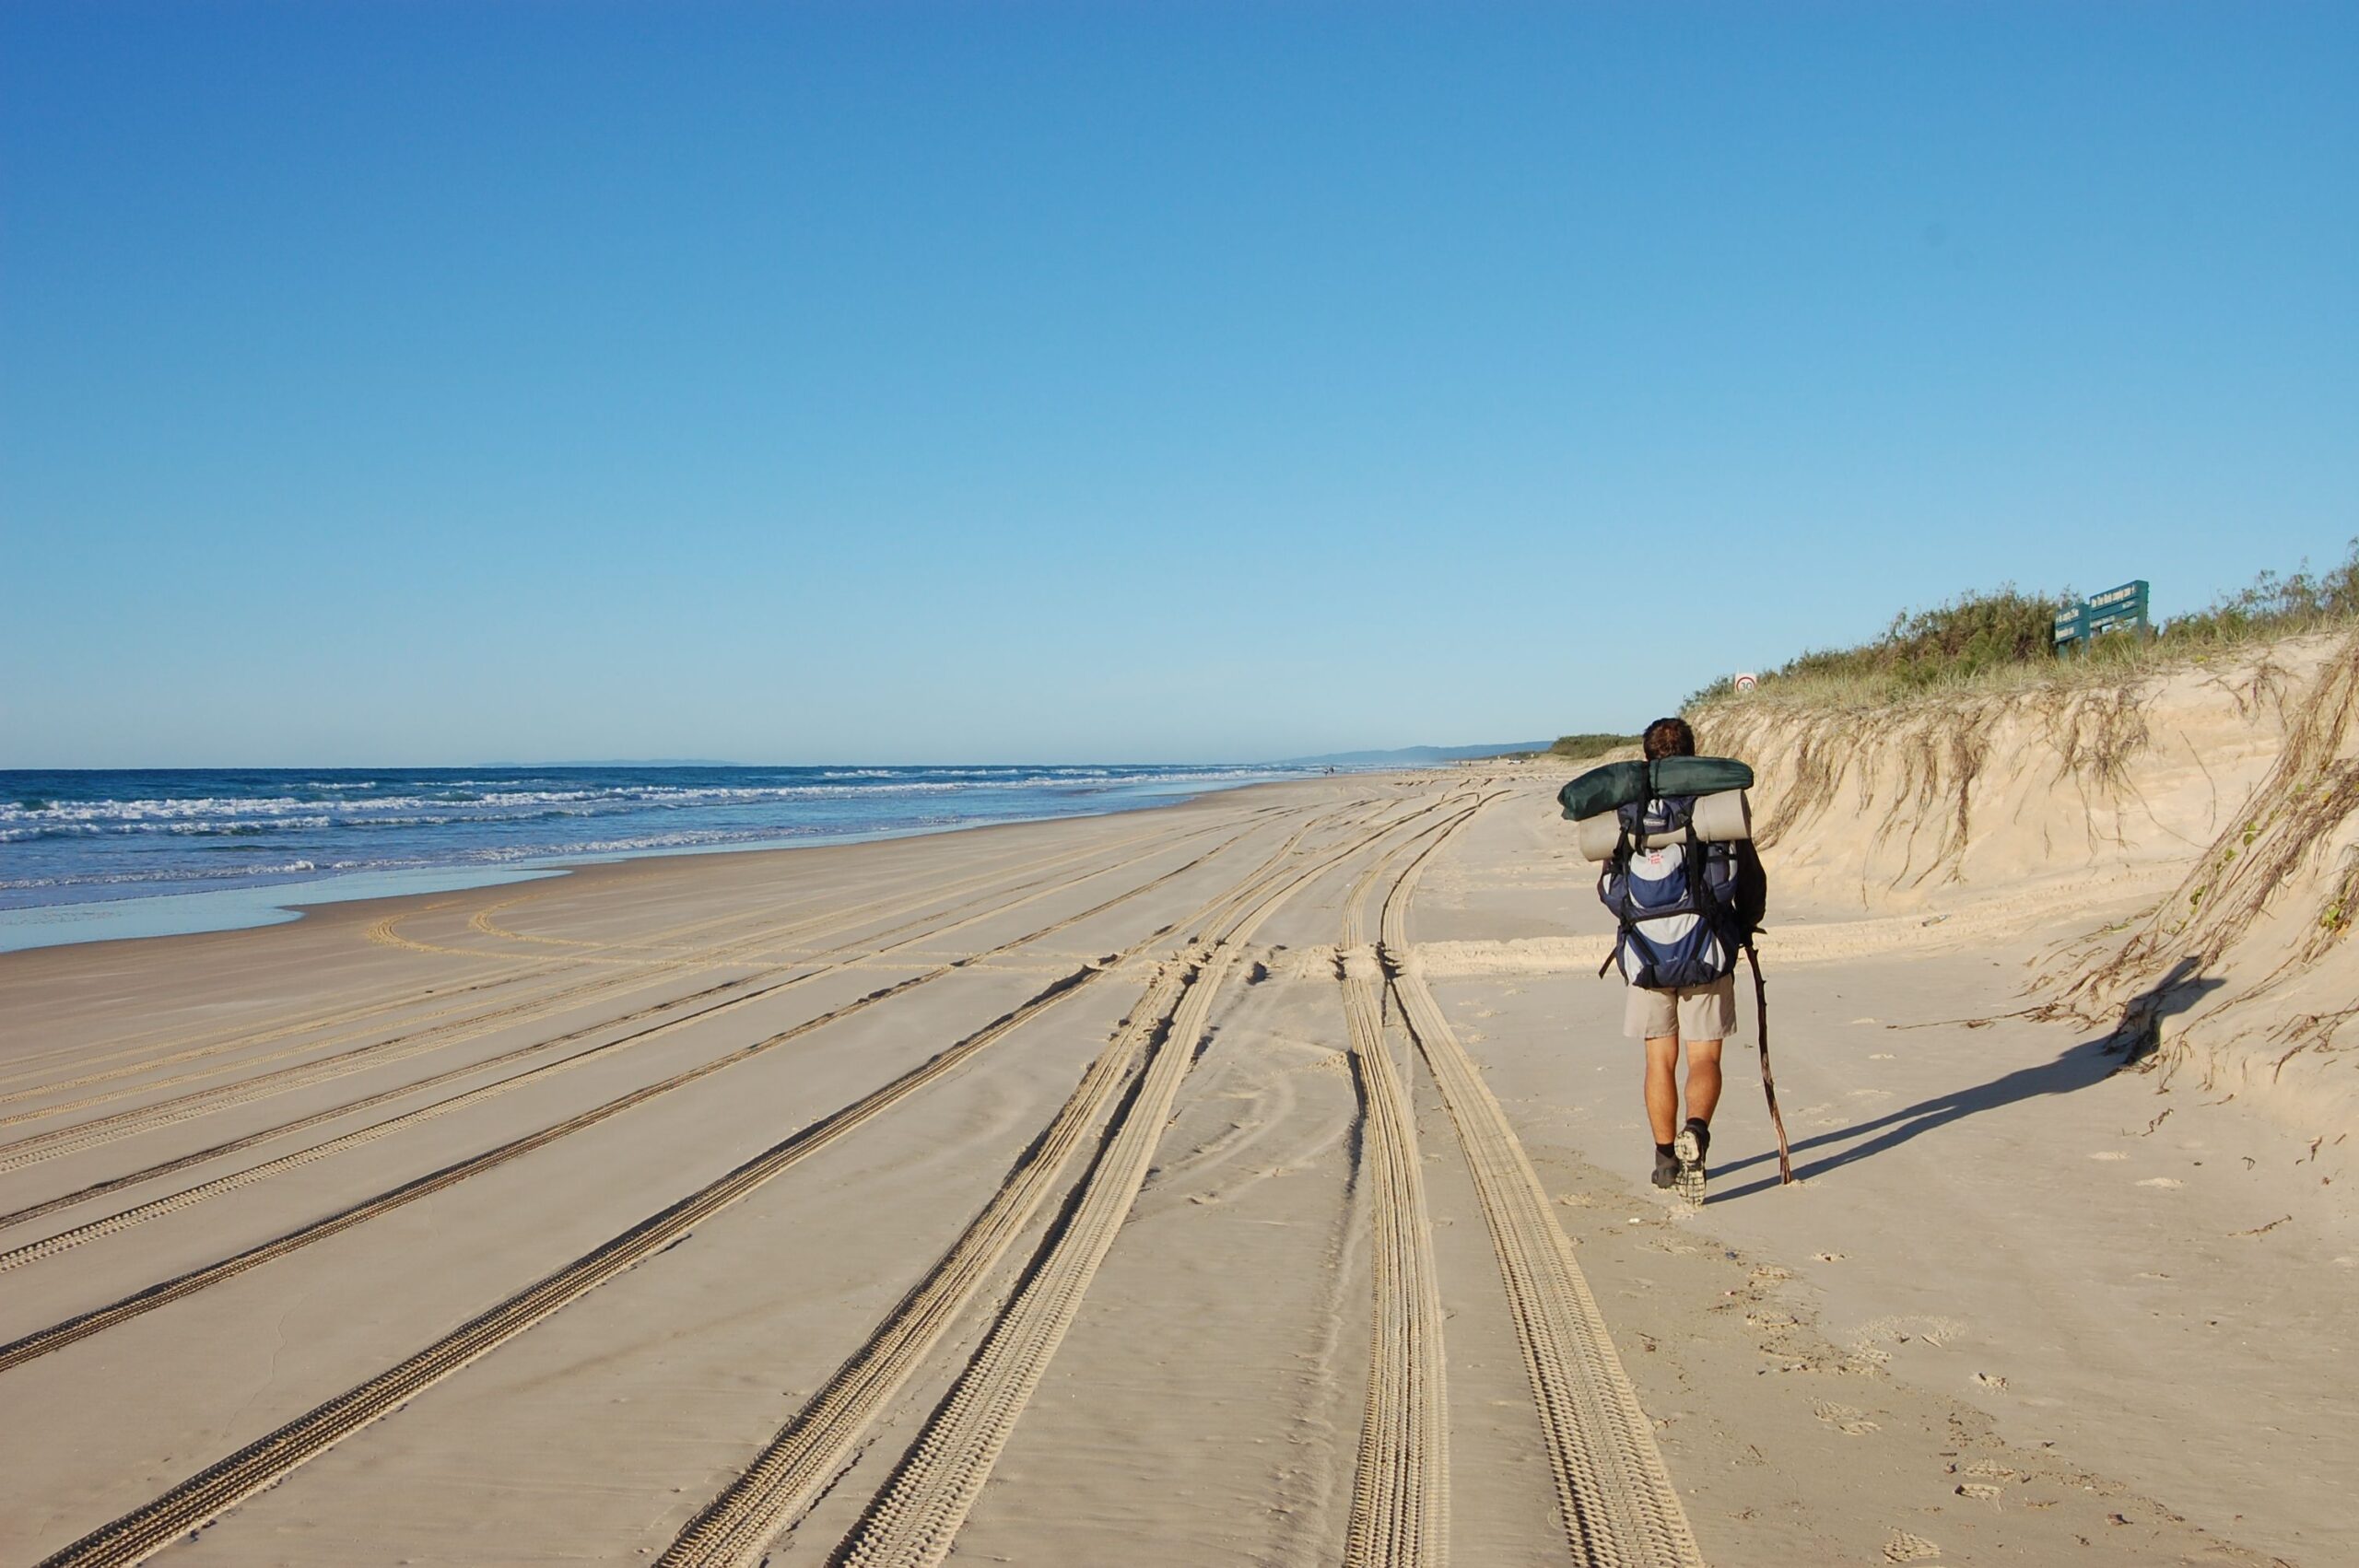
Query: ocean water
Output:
[[0, 764, 1313, 951]]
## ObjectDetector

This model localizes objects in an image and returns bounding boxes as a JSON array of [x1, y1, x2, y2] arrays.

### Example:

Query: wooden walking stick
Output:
[[1743, 942, 1794, 1184]]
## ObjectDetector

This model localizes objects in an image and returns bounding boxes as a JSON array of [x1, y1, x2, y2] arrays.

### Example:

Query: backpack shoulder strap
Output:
[[1684, 819, 1739, 950], [1598, 808, 1640, 978]]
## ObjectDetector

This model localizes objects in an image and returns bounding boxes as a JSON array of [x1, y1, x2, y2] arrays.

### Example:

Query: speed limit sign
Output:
[[1734, 672, 1759, 693]]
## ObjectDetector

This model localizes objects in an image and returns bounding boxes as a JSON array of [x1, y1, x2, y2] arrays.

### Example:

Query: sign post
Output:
[[2054, 579, 2151, 654]]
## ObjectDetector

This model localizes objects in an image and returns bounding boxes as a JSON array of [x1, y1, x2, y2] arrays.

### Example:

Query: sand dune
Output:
[[1698, 628, 2359, 1159]]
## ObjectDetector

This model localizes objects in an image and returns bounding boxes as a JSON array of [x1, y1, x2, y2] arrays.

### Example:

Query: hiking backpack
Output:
[[1597, 794, 1766, 989]]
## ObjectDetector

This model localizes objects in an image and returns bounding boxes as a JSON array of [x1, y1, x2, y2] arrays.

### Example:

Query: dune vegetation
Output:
[[1690, 540, 2359, 712], [1544, 731, 1639, 760]]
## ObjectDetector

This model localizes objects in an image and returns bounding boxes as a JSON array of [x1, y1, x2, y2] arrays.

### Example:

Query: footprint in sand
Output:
[[2137, 1176, 2185, 1188], [2088, 1151, 2130, 1161], [1858, 1314, 1966, 1349], [1883, 1529, 1942, 1562], [1813, 1399, 1881, 1435]]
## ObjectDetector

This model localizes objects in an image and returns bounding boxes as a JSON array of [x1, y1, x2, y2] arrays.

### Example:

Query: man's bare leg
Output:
[[1644, 1034, 1682, 1144], [1685, 1037, 1724, 1126], [1674, 1037, 1725, 1206]]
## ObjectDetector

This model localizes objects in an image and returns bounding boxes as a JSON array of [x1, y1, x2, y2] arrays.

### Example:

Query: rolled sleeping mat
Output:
[[1577, 789, 1753, 861], [1556, 759, 1650, 822], [1649, 755, 1755, 797], [1558, 755, 1756, 821]]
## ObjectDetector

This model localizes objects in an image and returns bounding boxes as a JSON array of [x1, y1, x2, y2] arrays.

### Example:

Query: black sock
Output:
[[1684, 1117, 1710, 1157], [1654, 1142, 1676, 1161]]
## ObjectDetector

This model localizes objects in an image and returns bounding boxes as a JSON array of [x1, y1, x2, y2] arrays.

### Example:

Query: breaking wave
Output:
[[0, 763, 1307, 907]]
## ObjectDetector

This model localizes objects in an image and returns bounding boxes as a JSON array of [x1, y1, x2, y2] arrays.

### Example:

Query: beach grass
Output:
[[1691, 540, 2359, 714]]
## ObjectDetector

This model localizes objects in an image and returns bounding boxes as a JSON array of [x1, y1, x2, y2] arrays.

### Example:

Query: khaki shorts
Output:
[[1624, 974, 1738, 1041]]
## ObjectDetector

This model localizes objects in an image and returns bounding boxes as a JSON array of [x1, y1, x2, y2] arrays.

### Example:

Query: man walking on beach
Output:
[[1617, 717, 1744, 1204]]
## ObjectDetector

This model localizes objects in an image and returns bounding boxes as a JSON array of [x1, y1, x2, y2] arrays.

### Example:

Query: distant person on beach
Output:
[[1607, 716, 1766, 1204]]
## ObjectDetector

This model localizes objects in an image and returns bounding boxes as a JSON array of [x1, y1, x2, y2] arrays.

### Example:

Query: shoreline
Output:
[[0, 773, 1327, 956]]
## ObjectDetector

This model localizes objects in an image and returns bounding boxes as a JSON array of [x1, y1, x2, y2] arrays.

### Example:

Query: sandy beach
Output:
[[4, 755, 2349, 1567], [12, 7, 2355, 1564]]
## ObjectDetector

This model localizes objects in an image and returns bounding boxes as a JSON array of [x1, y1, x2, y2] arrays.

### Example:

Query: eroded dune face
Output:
[[1696, 630, 2359, 1146], [2052, 636, 2359, 1143], [1696, 639, 2344, 909]]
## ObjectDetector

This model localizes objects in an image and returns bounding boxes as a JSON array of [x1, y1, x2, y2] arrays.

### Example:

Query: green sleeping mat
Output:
[[1556, 760, 1650, 822], [1650, 755, 1755, 798], [1557, 755, 1755, 820]]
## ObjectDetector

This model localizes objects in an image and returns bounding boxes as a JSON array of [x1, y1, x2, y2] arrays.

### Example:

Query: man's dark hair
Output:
[[1641, 716, 1697, 761]]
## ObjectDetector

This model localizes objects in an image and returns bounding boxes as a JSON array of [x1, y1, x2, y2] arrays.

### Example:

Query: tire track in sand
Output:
[[0, 813, 1239, 1178], [21, 800, 1376, 1567], [0, 954, 519, 1103], [656, 797, 1451, 1568], [0, 803, 1243, 1096], [0, 812, 1280, 1365], [0, 817, 1194, 1128], [656, 962, 1193, 1568], [0, 818, 1257, 1231], [0, 838, 935, 1105], [0, 817, 1264, 1260], [25, 966, 1101, 1568], [1338, 807, 1468, 1568], [826, 799, 1455, 1568], [1381, 801, 1705, 1568]]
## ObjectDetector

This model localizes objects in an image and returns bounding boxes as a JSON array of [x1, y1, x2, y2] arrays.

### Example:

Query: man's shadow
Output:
[[1710, 958, 2219, 1203]]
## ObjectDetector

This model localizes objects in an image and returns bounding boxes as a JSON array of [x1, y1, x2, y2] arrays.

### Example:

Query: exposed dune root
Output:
[[1709, 691, 2127, 890], [1698, 640, 2319, 905], [2051, 635, 2359, 1017], [2008, 634, 2359, 1160]]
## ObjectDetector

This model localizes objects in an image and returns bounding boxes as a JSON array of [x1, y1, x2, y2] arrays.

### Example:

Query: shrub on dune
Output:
[[1691, 540, 2359, 712]]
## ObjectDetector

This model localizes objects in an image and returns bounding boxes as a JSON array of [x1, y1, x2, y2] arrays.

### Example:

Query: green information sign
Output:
[[2054, 579, 2151, 651]]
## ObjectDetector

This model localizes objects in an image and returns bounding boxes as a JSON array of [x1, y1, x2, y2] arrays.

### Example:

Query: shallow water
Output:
[[0, 763, 1310, 950]]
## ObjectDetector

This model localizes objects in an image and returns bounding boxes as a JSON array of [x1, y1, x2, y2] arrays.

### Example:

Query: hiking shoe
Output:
[[1651, 1146, 1681, 1189], [1672, 1126, 1708, 1208]]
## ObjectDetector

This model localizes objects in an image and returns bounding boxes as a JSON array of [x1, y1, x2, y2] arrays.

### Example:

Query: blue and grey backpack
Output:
[[1596, 795, 1765, 989]]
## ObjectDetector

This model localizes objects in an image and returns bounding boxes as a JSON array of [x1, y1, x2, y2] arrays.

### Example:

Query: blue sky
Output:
[[4, 3, 2353, 766]]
